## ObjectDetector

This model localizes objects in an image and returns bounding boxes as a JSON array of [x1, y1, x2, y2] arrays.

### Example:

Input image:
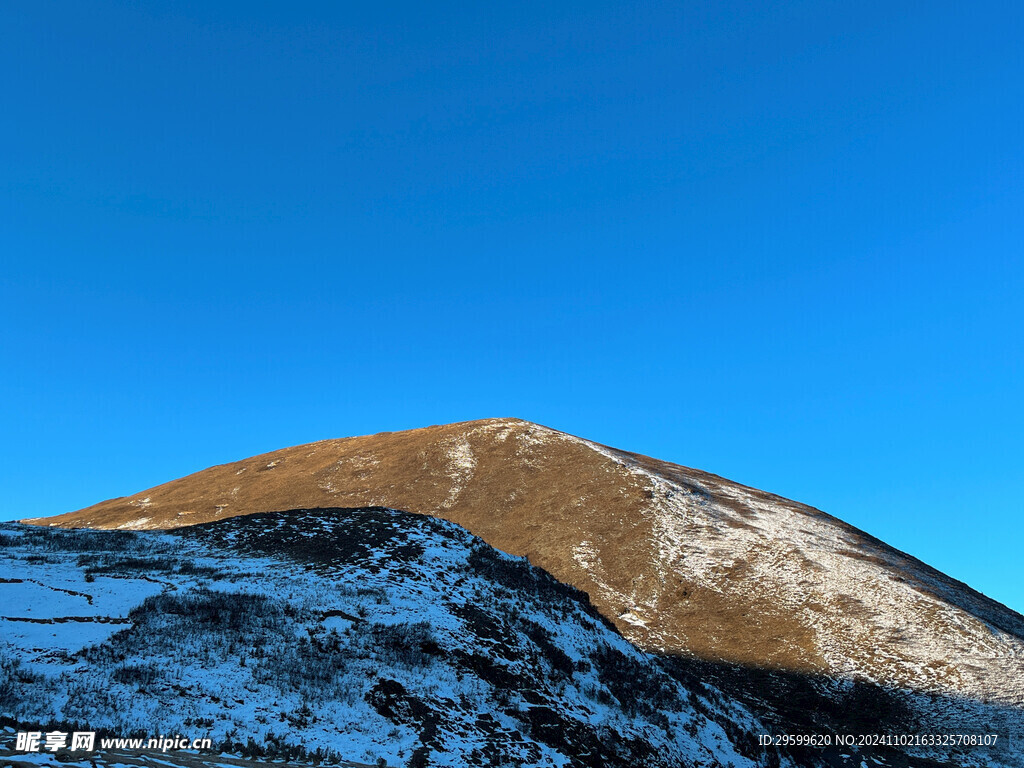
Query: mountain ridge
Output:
[[3, 507, 789, 768], [25, 418, 1024, 716]]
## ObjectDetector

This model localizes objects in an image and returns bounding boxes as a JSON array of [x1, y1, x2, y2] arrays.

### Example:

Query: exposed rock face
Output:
[[28, 418, 1024, 711]]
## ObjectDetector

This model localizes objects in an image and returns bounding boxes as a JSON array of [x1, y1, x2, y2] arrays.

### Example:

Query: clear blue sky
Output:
[[2, 2, 1021, 611]]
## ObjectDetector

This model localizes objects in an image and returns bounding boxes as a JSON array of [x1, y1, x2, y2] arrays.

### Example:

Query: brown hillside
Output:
[[27, 417, 1024, 707]]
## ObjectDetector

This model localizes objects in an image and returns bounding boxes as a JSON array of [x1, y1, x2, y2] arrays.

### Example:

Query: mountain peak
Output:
[[26, 419, 1024, 714]]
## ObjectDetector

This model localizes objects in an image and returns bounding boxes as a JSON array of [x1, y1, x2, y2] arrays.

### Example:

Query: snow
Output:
[[116, 517, 152, 530], [0, 512, 793, 768], [440, 436, 476, 509]]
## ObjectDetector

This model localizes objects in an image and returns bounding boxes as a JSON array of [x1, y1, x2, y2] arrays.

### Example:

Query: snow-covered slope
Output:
[[3, 509, 793, 768]]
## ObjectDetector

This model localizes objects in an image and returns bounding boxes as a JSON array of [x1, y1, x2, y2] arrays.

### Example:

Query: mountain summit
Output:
[[28, 418, 1024, 713]]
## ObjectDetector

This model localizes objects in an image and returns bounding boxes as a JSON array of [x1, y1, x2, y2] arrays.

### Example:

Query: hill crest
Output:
[[26, 417, 1024, 711]]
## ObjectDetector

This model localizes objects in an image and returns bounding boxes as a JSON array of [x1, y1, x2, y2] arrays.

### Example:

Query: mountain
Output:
[[30, 418, 1024, 713], [2, 508, 791, 768]]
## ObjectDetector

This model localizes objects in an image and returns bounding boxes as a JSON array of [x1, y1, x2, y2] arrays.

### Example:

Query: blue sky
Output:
[[2, 1, 1021, 611]]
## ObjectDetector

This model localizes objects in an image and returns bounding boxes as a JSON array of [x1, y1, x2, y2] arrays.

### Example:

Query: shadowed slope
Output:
[[27, 418, 1024, 713]]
